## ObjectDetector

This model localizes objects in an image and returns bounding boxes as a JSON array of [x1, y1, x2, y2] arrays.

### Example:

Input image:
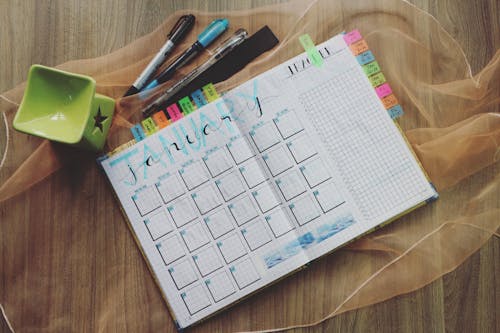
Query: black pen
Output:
[[123, 14, 195, 96], [141, 18, 229, 93]]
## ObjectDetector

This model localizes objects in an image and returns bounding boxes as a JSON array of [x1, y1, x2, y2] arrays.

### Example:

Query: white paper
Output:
[[101, 33, 437, 329]]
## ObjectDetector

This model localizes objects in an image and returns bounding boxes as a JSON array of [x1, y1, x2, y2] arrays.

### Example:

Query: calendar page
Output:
[[101, 32, 437, 329]]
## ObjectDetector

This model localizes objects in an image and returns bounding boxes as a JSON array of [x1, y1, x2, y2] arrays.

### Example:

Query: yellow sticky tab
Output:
[[141, 117, 157, 135], [369, 72, 386, 87], [202, 83, 219, 103]]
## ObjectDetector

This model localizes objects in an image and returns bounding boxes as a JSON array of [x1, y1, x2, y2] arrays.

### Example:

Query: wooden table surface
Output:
[[0, 1, 498, 332]]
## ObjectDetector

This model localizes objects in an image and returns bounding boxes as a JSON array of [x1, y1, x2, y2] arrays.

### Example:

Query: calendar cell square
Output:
[[179, 160, 210, 190], [239, 158, 267, 189], [167, 196, 198, 227], [205, 270, 236, 302], [204, 208, 234, 239], [180, 222, 210, 252], [203, 147, 232, 177], [181, 283, 211, 315], [216, 171, 245, 201], [168, 259, 198, 289], [273, 109, 304, 139], [156, 173, 185, 203], [228, 195, 259, 226], [286, 134, 317, 163], [157, 235, 185, 265], [275, 170, 307, 201], [132, 186, 161, 216], [217, 233, 247, 264], [227, 136, 254, 164], [229, 258, 260, 289], [249, 122, 280, 152], [144, 209, 173, 240], [262, 146, 294, 176], [289, 194, 321, 226]]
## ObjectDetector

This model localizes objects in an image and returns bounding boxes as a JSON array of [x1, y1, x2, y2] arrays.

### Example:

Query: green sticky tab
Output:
[[369, 72, 386, 87], [178, 96, 195, 114], [141, 117, 157, 135], [362, 61, 381, 76], [299, 34, 323, 68]]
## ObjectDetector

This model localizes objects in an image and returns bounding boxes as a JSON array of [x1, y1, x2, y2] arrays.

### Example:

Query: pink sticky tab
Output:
[[343, 29, 362, 45], [375, 83, 393, 98], [166, 104, 183, 122]]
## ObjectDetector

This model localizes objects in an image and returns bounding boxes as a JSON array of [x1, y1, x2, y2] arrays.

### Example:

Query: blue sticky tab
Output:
[[191, 89, 207, 108], [356, 50, 375, 65], [388, 105, 404, 119], [131, 124, 146, 141]]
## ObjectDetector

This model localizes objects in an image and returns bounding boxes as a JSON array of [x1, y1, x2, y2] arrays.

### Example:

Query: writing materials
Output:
[[100, 30, 438, 329], [123, 15, 195, 97], [145, 25, 279, 115], [142, 19, 229, 93], [142, 29, 248, 118]]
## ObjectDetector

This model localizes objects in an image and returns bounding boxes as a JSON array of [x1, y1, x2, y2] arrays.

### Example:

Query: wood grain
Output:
[[0, 1, 498, 332]]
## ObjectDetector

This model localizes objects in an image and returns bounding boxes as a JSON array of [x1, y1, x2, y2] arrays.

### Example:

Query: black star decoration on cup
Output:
[[93, 106, 108, 132]]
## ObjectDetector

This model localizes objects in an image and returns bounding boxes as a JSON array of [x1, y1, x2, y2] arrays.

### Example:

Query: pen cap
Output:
[[197, 18, 229, 47], [168, 14, 196, 44]]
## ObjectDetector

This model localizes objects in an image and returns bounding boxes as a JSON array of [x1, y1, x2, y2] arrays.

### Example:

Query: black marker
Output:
[[123, 14, 195, 96]]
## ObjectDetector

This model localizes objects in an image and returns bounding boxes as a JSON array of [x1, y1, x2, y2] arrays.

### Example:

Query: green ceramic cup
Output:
[[13, 65, 115, 151]]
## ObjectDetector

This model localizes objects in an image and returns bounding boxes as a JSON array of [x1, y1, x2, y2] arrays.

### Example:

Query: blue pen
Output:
[[141, 18, 229, 92]]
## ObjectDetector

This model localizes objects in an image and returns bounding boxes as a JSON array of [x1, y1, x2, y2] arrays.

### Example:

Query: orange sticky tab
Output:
[[381, 94, 399, 109], [152, 111, 170, 129], [349, 39, 369, 55]]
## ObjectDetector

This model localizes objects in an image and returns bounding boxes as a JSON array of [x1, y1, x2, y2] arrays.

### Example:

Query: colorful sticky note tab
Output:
[[368, 72, 386, 87], [202, 83, 219, 102], [375, 83, 393, 98], [152, 111, 170, 129], [343, 29, 362, 45], [362, 61, 381, 76], [356, 51, 375, 65], [131, 124, 146, 142], [349, 39, 369, 55], [381, 94, 399, 109], [166, 103, 183, 122], [141, 117, 157, 136], [191, 89, 207, 108], [178, 96, 195, 114], [299, 34, 324, 67], [387, 105, 404, 119]]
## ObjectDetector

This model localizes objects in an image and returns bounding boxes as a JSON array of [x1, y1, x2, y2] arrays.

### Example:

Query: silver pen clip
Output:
[[213, 28, 248, 60]]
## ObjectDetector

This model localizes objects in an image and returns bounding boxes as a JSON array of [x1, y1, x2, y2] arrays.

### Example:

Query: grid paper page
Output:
[[299, 67, 430, 221], [101, 32, 437, 329]]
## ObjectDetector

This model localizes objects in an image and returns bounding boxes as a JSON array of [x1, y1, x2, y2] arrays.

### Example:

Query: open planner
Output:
[[100, 30, 438, 329]]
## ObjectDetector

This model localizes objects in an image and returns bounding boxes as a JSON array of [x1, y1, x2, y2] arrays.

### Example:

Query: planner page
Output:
[[101, 99, 312, 329], [101, 32, 437, 329]]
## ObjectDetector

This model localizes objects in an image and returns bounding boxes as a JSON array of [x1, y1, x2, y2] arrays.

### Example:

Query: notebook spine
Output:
[[343, 30, 404, 120]]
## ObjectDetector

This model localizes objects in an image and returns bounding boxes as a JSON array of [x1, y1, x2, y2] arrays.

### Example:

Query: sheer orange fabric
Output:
[[0, 0, 498, 331]]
